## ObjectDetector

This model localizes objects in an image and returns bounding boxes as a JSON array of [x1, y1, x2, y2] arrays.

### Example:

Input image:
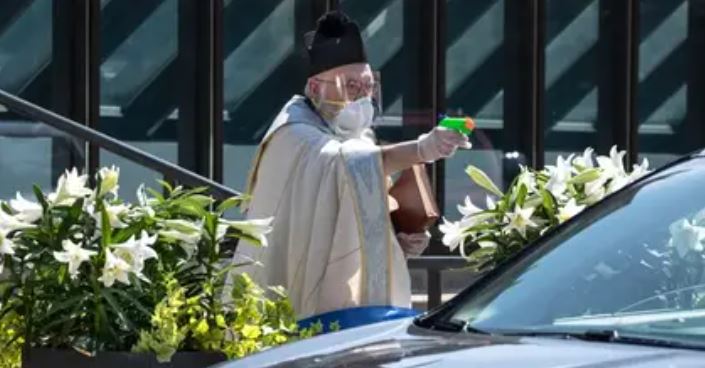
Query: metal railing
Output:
[[0, 88, 471, 310], [407, 256, 470, 309], [0, 89, 239, 200]]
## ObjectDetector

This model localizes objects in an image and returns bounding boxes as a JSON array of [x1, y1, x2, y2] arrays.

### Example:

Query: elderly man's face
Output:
[[308, 63, 375, 103]]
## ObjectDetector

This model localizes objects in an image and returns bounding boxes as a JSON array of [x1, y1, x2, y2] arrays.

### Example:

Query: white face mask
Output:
[[331, 97, 374, 139]]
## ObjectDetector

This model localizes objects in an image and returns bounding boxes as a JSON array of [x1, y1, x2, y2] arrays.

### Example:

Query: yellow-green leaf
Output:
[[568, 168, 602, 185], [241, 324, 262, 339], [216, 314, 227, 328], [194, 319, 209, 335]]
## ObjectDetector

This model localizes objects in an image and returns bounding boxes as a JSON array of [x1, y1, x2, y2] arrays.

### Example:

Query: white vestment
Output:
[[233, 95, 411, 319]]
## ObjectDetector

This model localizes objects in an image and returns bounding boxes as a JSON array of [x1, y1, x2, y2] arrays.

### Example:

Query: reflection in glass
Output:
[[544, 0, 600, 162], [100, 0, 178, 200], [101, 0, 177, 108], [222, 0, 303, 203], [638, 0, 689, 169], [0, 120, 80, 199], [444, 0, 505, 217], [451, 158, 705, 339], [0, 0, 52, 107], [342, 0, 405, 118]]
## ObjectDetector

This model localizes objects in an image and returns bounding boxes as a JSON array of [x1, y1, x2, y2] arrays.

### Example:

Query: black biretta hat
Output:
[[304, 11, 368, 77]]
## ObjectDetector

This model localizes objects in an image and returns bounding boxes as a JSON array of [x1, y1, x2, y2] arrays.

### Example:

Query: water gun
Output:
[[439, 115, 476, 135]]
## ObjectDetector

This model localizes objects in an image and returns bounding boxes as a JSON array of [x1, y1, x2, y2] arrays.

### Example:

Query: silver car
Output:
[[214, 150, 705, 367]]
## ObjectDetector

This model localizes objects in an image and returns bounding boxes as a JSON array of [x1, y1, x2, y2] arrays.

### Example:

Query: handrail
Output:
[[407, 256, 468, 270], [407, 256, 470, 310], [0, 89, 240, 200]]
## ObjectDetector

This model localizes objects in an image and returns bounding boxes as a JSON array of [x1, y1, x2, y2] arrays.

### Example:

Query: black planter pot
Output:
[[23, 348, 227, 368]]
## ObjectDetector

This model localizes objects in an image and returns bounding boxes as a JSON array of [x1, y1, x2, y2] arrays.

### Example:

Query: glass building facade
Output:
[[1, 0, 704, 254]]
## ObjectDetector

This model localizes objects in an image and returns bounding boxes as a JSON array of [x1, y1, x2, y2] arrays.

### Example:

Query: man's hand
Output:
[[397, 231, 431, 258], [417, 126, 472, 163]]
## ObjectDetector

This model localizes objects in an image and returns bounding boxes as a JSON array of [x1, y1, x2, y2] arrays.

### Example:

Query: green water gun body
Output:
[[439, 116, 476, 135]]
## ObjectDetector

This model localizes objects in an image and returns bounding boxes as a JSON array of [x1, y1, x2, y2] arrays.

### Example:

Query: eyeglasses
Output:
[[312, 76, 376, 101]]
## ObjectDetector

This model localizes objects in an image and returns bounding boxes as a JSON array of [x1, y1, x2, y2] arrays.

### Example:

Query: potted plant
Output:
[[440, 146, 651, 270], [0, 167, 318, 368]]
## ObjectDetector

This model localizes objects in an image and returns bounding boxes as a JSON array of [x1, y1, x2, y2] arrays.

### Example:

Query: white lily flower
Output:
[[135, 184, 158, 207], [628, 157, 650, 183], [89, 203, 130, 229], [163, 219, 202, 234], [504, 205, 538, 238], [457, 196, 482, 217], [583, 175, 608, 204], [607, 174, 630, 194], [0, 231, 16, 256], [544, 155, 573, 199], [129, 205, 156, 220], [573, 147, 595, 169], [668, 219, 705, 258], [596, 146, 627, 180], [439, 218, 466, 252], [50, 168, 93, 206], [546, 154, 575, 179], [9, 193, 43, 223], [0, 209, 35, 232], [159, 228, 201, 243], [517, 165, 538, 193], [112, 231, 158, 273], [97, 166, 120, 197], [694, 208, 705, 226], [158, 219, 203, 256], [544, 174, 567, 200], [222, 217, 274, 247], [98, 248, 132, 287], [216, 223, 229, 242], [486, 196, 497, 210], [158, 230, 201, 257], [53, 239, 97, 278], [557, 198, 586, 223]]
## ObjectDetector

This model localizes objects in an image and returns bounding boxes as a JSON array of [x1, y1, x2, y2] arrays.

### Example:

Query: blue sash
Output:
[[298, 306, 420, 333]]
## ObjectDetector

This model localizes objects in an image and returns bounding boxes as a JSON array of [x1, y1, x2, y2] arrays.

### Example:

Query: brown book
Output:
[[389, 164, 440, 233]]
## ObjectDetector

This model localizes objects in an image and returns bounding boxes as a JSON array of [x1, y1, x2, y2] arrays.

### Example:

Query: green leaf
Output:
[[466, 165, 504, 197], [146, 188, 165, 202], [226, 230, 263, 247], [568, 168, 602, 185], [468, 246, 496, 260], [57, 198, 84, 237], [157, 180, 174, 194], [100, 203, 112, 247], [36, 313, 82, 336], [216, 196, 246, 213], [172, 198, 208, 217], [207, 213, 218, 232], [190, 194, 214, 207], [34, 294, 86, 326], [179, 187, 209, 198], [540, 189, 557, 217], [515, 184, 528, 208], [33, 184, 49, 210], [101, 289, 138, 332], [524, 194, 543, 209], [0, 202, 12, 215], [108, 288, 153, 319]]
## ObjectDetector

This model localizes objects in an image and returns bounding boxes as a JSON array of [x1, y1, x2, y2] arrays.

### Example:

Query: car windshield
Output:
[[446, 155, 705, 346]]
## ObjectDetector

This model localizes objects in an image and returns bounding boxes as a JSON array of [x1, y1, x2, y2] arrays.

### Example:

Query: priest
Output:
[[231, 10, 470, 319]]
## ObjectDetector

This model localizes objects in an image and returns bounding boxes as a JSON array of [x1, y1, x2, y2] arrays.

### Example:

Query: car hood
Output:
[[212, 318, 705, 368]]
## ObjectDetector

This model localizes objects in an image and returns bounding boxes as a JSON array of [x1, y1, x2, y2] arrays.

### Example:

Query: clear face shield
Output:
[[306, 65, 382, 139]]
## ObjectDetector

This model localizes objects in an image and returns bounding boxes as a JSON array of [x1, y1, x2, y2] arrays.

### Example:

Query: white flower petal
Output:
[[457, 196, 481, 217], [9, 193, 43, 223], [53, 239, 97, 278]]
